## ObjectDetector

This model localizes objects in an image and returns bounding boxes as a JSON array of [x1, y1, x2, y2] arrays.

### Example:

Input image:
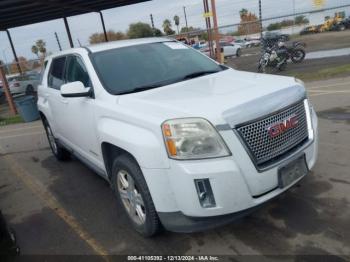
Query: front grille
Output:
[[236, 100, 309, 168]]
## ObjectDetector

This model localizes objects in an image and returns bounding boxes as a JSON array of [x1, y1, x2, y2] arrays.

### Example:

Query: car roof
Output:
[[46, 37, 175, 61], [87, 37, 173, 53]]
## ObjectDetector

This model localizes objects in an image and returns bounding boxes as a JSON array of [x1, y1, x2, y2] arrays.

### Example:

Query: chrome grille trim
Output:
[[236, 100, 309, 168]]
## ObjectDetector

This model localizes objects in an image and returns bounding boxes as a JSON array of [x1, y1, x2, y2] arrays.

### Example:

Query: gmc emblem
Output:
[[267, 115, 299, 138]]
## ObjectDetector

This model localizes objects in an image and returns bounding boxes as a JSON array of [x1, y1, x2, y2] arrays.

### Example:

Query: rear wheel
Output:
[[111, 155, 161, 237], [291, 49, 305, 63], [236, 48, 242, 57], [43, 119, 70, 161]]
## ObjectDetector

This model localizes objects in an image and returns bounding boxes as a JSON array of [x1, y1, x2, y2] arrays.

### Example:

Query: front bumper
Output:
[[141, 107, 318, 232]]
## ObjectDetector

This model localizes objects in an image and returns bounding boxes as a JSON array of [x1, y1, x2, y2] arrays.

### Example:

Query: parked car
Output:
[[300, 26, 319, 35], [263, 32, 290, 42], [201, 42, 241, 58], [7, 73, 41, 95], [331, 17, 350, 31], [234, 39, 260, 48], [38, 38, 318, 237]]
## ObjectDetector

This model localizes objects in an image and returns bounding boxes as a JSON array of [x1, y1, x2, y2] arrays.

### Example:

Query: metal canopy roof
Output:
[[0, 0, 150, 30]]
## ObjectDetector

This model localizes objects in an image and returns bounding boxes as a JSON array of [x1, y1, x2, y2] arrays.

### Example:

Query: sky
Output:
[[0, 0, 349, 62]]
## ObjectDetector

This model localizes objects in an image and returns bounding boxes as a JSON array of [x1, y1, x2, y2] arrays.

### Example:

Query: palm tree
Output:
[[31, 45, 39, 58], [162, 19, 172, 35], [36, 39, 47, 57], [173, 15, 180, 34]]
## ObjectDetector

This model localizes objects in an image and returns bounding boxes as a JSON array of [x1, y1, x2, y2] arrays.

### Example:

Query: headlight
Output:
[[161, 118, 231, 160]]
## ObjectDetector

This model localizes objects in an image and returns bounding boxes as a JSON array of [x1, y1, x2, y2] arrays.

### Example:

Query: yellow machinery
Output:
[[320, 13, 344, 32]]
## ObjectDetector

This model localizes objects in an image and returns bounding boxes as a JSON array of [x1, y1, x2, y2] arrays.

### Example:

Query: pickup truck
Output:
[[37, 38, 318, 237]]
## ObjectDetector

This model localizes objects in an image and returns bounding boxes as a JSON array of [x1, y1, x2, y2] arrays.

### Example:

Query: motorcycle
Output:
[[258, 41, 306, 73], [258, 45, 288, 73], [281, 41, 306, 63]]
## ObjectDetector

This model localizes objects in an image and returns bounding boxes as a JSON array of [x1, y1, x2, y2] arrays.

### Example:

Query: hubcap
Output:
[[117, 170, 146, 225], [46, 125, 58, 155]]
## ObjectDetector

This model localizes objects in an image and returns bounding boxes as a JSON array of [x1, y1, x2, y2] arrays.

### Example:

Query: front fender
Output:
[[98, 117, 170, 169]]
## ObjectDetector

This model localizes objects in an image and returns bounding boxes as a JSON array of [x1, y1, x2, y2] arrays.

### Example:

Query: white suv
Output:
[[38, 38, 318, 237]]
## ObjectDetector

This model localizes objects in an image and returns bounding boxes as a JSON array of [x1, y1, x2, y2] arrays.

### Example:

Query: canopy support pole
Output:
[[6, 30, 22, 74], [64, 17, 74, 48], [99, 11, 108, 42]]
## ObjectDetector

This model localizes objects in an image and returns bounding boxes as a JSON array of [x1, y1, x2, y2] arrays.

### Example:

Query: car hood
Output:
[[118, 69, 306, 127]]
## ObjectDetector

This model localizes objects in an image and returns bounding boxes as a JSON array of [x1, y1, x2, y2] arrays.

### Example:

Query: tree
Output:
[[162, 19, 175, 35], [36, 39, 46, 56], [127, 22, 154, 38], [294, 15, 310, 25], [89, 30, 126, 44], [0, 59, 9, 74], [173, 15, 180, 34], [31, 39, 46, 59], [31, 45, 39, 58], [180, 26, 201, 33], [238, 9, 260, 35], [153, 28, 163, 36], [267, 22, 282, 31], [10, 57, 29, 74], [239, 8, 248, 18]]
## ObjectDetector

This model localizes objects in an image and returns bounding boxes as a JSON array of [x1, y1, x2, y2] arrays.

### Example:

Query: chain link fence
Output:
[[175, 5, 350, 76]]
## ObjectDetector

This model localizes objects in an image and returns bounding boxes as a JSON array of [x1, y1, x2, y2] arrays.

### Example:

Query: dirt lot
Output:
[[227, 30, 350, 76], [0, 76, 349, 259]]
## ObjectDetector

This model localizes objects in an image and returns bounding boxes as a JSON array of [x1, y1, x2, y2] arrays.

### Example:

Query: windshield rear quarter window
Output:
[[91, 42, 221, 95]]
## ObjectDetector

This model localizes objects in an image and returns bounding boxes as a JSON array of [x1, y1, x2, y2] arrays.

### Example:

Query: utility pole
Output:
[[150, 14, 155, 30], [0, 62, 17, 115], [210, 0, 222, 63], [183, 6, 188, 31], [150, 14, 156, 36], [258, 0, 263, 40], [55, 32, 62, 51], [203, 0, 213, 58]]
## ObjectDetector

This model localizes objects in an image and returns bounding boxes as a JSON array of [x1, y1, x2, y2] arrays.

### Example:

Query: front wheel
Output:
[[236, 48, 242, 57], [43, 119, 70, 161], [111, 155, 161, 237], [291, 49, 306, 63]]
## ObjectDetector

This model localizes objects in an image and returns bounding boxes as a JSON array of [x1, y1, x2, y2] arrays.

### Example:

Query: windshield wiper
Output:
[[117, 83, 165, 95], [182, 70, 222, 80]]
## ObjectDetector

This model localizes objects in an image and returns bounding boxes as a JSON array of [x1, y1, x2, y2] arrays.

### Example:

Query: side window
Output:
[[65, 56, 91, 88], [48, 57, 66, 90]]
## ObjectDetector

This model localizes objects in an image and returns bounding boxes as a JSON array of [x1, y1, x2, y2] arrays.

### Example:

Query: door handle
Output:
[[60, 99, 68, 104]]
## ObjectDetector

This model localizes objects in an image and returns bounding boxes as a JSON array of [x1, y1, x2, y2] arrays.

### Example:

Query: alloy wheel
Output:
[[117, 170, 146, 225]]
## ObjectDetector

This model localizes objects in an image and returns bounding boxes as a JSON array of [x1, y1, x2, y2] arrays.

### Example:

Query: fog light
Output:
[[195, 179, 216, 208]]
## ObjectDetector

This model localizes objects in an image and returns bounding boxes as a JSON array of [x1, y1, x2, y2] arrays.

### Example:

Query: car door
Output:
[[60, 55, 100, 166], [221, 43, 234, 57], [46, 56, 68, 139]]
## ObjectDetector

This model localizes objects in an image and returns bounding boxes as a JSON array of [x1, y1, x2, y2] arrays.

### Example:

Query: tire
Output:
[[25, 85, 34, 96], [278, 61, 287, 71], [236, 48, 242, 57], [291, 48, 305, 63], [43, 119, 71, 161], [111, 154, 160, 237], [339, 25, 346, 31], [258, 59, 265, 73]]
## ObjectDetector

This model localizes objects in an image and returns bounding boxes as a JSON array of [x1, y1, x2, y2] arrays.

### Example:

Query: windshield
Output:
[[91, 41, 224, 95]]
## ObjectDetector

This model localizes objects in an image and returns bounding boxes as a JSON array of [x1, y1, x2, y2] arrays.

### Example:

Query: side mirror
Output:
[[60, 81, 91, 98]]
